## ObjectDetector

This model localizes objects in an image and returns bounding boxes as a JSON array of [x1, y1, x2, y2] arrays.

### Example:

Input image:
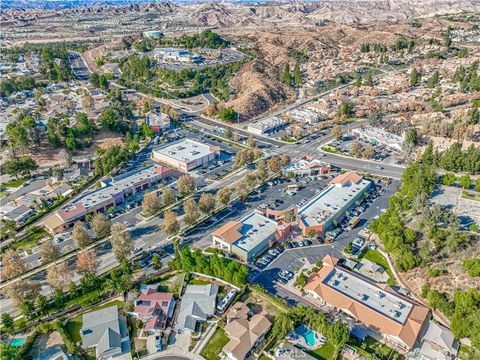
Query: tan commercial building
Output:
[[152, 139, 220, 172], [305, 255, 430, 350]]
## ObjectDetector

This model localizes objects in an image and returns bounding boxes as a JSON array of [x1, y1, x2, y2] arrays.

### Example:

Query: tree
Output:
[[363, 145, 375, 159], [364, 74, 373, 86], [427, 70, 440, 88], [331, 125, 343, 140], [463, 258, 480, 277], [328, 321, 350, 354], [271, 312, 294, 340], [280, 154, 291, 167], [410, 68, 420, 86], [337, 100, 355, 117], [458, 175, 471, 189], [350, 141, 363, 156], [216, 187, 232, 206], [3, 156, 38, 179], [111, 223, 133, 261], [1, 249, 26, 280], [218, 107, 238, 122], [476, 178, 480, 192], [36, 294, 49, 315], [295, 273, 308, 288], [268, 156, 281, 173], [225, 128, 233, 139], [247, 136, 256, 148], [21, 300, 36, 320], [441, 173, 456, 186], [39, 238, 61, 263], [354, 74, 363, 87], [293, 63, 302, 86], [233, 131, 241, 142], [405, 128, 419, 146], [47, 262, 71, 289], [199, 193, 216, 215], [162, 187, 176, 206], [72, 221, 93, 248], [177, 175, 196, 197], [368, 109, 383, 127], [236, 180, 249, 201], [91, 213, 111, 239], [3, 280, 40, 306], [1, 313, 14, 333], [98, 108, 126, 133], [256, 160, 268, 181], [76, 250, 98, 274], [183, 198, 200, 226], [280, 63, 292, 85], [142, 191, 162, 216], [162, 210, 179, 236]]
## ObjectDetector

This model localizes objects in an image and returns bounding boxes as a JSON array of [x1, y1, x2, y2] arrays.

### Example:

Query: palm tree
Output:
[[272, 312, 294, 340]]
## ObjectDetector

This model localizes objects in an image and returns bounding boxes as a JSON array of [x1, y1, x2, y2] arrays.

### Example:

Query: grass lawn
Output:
[[348, 336, 401, 360], [9, 227, 50, 251], [65, 300, 124, 344], [1, 179, 26, 188], [200, 326, 229, 360], [308, 342, 337, 360], [458, 344, 480, 360], [188, 278, 212, 285], [359, 250, 397, 286]]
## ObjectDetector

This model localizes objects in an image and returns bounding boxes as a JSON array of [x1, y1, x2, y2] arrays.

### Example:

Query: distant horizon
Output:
[[1, 0, 324, 11]]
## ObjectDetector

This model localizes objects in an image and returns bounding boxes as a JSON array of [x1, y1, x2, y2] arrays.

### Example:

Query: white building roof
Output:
[[233, 210, 279, 252], [298, 178, 370, 227], [71, 165, 163, 210], [153, 139, 216, 163], [324, 267, 413, 324]]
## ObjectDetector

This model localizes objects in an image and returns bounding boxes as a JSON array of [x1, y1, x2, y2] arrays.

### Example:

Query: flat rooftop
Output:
[[233, 211, 278, 252], [249, 116, 286, 130], [153, 139, 216, 163], [71, 165, 164, 210], [298, 177, 370, 227], [323, 267, 413, 324]]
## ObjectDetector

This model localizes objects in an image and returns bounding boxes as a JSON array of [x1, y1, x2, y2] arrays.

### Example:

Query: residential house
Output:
[[80, 305, 130, 360], [131, 288, 175, 334], [223, 302, 272, 360], [174, 284, 218, 333]]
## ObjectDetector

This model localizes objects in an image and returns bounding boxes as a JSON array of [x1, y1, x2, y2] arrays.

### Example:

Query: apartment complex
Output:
[[211, 210, 291, 262], [305, 256, 429, 350], [152, 139, 220, 172], [44, 165, 170, 234], [297, 172, 371, 236]]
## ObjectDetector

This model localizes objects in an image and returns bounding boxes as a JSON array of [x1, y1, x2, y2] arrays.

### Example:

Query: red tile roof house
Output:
[[305, 255, 430, 351], [130, 289, 176, 335]]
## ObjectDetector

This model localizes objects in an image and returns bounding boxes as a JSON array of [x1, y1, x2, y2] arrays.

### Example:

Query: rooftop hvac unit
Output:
[[395, 302, 403, 309], [376, 291, 384, 298]]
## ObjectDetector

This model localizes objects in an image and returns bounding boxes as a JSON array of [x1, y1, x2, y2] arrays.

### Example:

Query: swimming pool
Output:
[[9, 338, 25, 347], [295, 324, 316, 347]]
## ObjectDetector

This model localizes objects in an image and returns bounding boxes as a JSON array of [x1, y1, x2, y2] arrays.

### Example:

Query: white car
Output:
[[133, 247, 142, 254]]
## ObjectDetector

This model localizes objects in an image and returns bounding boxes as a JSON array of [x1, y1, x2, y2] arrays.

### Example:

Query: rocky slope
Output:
[[2, 0, 479, 27]]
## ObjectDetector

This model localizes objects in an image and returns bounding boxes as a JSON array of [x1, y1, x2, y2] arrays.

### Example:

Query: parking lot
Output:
[[248, 179, 400, 304], [328, 135, 403, 166]]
